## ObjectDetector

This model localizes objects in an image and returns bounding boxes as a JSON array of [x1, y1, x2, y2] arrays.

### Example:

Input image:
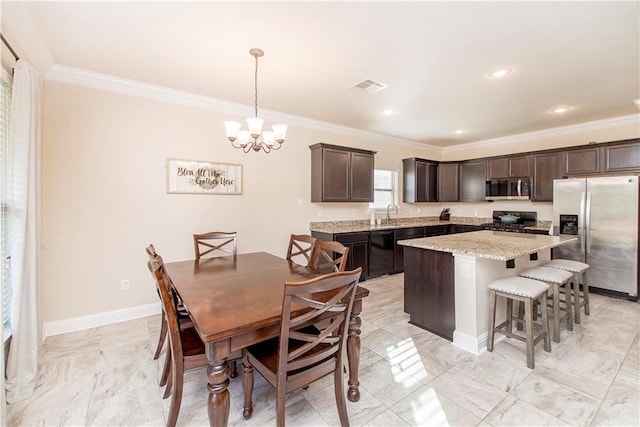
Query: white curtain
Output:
[[5, 60, 41, 404]]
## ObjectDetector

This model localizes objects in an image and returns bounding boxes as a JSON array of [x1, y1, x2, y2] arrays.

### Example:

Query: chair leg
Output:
[[524, 297, 535, 369], [540, 292, 551, 352], [572, 273, 581, 324], [506, 298, 514, 334], [334, 360, 349, 427], [153, 311, 167, 360], [583, 271, 590, 315], [551, 282, 561, 343], [160, 345, 171, 387], [487, 290, 497, 352], [163, 352, 173, 399], [166, 358, 184, 427], [516, 300, 528, 331], [276, 383, 286, 427], [564, 281, 573, 331], [230, 360, 238, 378], [242, 352, 254, 420]]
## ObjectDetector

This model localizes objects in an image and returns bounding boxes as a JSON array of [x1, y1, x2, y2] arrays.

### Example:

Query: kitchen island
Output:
[[398, 230, 577, 354]]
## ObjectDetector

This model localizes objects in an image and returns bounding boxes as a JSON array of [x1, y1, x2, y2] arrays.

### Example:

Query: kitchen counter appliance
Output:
[[553, 176, 638, 299], [481, 211, 537, 233], [485, 177, 532, 201], [369, 229, 394, 278]]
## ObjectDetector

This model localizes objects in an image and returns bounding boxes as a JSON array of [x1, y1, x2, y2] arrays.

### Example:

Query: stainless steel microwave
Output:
[[485, 177, 532, 201]]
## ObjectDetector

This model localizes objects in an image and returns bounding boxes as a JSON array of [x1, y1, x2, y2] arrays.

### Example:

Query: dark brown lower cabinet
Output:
[[311, 231, 369, 281], [403, 246, 455, 340], [449, 224, 482, 234], [393, 227, 425, 274]]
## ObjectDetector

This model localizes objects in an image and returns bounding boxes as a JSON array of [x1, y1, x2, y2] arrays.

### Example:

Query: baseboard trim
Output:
[[43, 302, 161, 338], [452, 329, 503, 355]]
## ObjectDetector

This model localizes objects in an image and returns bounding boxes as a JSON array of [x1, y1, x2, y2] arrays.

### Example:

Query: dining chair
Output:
[[193, 231, 237, 260], [286, 234, 317, 267], [310, 240, 349, 273], [148, 254, 240, 427], [146, 244, 200, 399], [147, 244, 167, 360], [241, 267, 362, 427], [146, 244, 192, 365]]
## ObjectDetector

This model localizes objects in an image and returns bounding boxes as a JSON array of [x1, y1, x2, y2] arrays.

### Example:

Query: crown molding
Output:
[[444, 113, 640, 156], [44, 64, 638, 158], [1, 2, 55, 74], [45, 64, 439, 153]]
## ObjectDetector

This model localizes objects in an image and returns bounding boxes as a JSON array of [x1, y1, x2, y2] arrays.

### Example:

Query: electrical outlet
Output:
[[121, 279, 130, 291], [460, 264, 471, 278]]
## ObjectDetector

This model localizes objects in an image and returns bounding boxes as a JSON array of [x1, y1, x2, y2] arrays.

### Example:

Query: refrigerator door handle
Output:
[[579, 191, 586, 254], [585, 190, 592, 254]]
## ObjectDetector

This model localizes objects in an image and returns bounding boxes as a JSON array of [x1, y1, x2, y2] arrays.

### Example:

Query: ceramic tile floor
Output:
[[7, 273, 640, 426]]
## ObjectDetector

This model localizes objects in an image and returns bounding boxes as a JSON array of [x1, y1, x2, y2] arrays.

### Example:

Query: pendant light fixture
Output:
[[224, 48, 287, 153]]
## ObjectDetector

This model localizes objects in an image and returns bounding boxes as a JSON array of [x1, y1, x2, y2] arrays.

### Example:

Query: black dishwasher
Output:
[[393, 227, 426, 273], [369, 230, 395, 278]]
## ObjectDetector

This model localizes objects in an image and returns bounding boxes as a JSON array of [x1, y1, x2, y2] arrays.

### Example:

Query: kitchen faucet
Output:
[[386, 204, 398, 224]]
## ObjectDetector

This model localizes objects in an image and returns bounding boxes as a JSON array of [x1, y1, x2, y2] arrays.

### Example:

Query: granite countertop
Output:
[[309, 216, 552, 234], [398, 230, 577, 261]]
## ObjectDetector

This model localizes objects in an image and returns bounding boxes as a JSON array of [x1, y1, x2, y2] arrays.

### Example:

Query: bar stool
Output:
[[487, 276, 551, 369], [519, 266, 573, 343], [544, 259, 590, 324]]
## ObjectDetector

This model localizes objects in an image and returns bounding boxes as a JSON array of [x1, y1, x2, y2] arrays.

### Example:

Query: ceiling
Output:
[[13, 1, 640, 147]]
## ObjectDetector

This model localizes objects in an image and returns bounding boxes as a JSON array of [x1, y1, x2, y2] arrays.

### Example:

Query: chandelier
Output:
[[224, 48, 287, 154]]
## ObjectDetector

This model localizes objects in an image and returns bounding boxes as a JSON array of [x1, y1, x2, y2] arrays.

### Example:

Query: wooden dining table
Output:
[[164, 251, 370, 427]]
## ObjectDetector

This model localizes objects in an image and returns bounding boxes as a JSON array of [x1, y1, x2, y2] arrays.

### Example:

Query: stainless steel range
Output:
[[481, 211, 538, 233]]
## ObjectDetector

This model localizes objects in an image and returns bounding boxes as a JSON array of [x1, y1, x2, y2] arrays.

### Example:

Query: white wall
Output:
[[41, 80, 638, 325], [2, 0, 639, 327], [41, 81, 443, 323]]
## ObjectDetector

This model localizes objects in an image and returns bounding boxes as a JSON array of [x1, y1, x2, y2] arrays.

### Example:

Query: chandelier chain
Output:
[[254, 54, 259, 118], [223, 48, 287, 153]]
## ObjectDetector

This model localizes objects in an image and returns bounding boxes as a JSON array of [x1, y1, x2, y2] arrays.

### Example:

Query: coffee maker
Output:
[[439, 208, 451, 221]]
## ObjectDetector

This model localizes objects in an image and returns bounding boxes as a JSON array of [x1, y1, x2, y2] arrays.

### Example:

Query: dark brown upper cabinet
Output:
[[310, 143, 376, 202], [402, 158, 438, 203], [531, 152, 561, 201], [563, 146, 600, 176], [460, 160, 487, 202], [602, 140, 640, 173], [487, 155, 530, 179], [438, 162, 460, 202]]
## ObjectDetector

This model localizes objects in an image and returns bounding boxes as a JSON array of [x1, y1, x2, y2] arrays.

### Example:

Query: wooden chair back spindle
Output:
[[286, 234, 317, 268], [193, 231, 238, 260], [310, 240, 349, 273]]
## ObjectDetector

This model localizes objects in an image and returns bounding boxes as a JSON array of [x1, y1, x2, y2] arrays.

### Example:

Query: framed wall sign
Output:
[[167, 158, 243, 195]]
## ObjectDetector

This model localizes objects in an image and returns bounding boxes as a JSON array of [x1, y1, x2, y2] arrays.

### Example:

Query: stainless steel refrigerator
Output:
[[553, 176, 639, 298]]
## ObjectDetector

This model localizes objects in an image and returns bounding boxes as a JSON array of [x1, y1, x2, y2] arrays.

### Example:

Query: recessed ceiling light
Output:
[[380, 109, 394, 116], [488, 68, 512, 79], [451, 129, 466, 135], [550, 106, 571, 114]]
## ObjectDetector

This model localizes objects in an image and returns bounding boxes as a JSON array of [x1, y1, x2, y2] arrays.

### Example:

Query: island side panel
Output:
[[404, 246, 455, 340], [452, 250, 552, 354]]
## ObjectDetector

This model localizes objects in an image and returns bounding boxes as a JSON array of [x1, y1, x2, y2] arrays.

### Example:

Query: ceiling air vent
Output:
[[351, 79, 388, 93]]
